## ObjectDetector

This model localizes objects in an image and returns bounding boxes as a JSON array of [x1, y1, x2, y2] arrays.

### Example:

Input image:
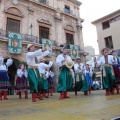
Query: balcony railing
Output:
[[38, 0, 49, 5], [0, 29, 56, 46]]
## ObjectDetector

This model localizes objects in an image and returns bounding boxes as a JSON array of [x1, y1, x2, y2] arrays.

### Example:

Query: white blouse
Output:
[[74, 63, 85, 73], [84, 69, 93, 77], [56, 54, 72, 67], [0, 58, 13, 71], [26, 49, 49, 66], [38, 61, 53, 74], [17, 69, 28, 78]]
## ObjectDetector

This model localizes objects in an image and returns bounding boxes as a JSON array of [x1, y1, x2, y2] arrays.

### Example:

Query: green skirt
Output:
[[27, 68, 44, 93], [102, 67, 115, 89], [43, 77, 49, 93], [57, 67, 73, 92], [75, 73, 88, 92]]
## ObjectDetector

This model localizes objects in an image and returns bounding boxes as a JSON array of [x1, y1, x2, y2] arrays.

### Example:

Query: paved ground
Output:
[[0, 90, 120, 120]]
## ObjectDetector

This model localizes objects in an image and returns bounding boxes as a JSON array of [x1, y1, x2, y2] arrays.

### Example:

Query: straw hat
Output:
[[101, 47, 110, 55], [27, 44, 34, 50], [65, 59, 73, 69]]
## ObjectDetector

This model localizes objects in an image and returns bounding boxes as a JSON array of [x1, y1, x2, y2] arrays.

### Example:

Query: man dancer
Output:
[[97, 48, 116, 96], [56, 47, 73, 100], [26, 44, 49, 102]]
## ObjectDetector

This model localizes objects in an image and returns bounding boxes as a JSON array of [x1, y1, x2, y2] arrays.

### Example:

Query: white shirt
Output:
[[26, 49, 49, 66], [38, 61, 53, 74], [97, 55, 116, 66], [56, 54, 72, 67], [17, 69, 28, 78], [74, 62, 84, 73], [0, 58, 13, 71]]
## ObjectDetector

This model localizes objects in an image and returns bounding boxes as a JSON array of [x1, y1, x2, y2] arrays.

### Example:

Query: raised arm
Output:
[[6, 58, 13, 67], [37, 50, 50, 60], [43, 61, 53, 69], [27, 49, 43, 57]]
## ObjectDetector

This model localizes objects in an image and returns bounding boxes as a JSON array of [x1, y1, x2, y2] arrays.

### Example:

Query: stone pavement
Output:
[[0, 90, 120, 120]]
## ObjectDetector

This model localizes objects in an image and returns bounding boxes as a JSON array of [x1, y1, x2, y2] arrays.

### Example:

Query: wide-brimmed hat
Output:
[[101, 47, 110, 55], [27, 44, 34, 50], [65, 59, 73, 69]]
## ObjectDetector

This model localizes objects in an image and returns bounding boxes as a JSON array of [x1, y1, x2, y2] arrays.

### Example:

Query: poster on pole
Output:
[[70, 44, 79, 59], [42, 38, 52, 56], [8, 32, 22, 54]]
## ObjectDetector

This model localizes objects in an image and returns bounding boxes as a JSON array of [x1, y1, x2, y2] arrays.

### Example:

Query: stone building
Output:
[[0, 0, 85, 94]]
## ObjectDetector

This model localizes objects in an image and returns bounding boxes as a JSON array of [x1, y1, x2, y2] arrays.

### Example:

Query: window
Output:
[[64, 6, 70, 14], [104, 36, 113, 49], [38, 0, 47, 4], [39, 26, 49, 39], [66, 33, 74, 45], [102, 20, 110, 29], [6, 18, 20, 33]]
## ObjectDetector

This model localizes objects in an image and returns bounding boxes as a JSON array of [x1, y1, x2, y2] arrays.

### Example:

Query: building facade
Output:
[[0, 0, 85, 94], [92, 9, 120, 54]]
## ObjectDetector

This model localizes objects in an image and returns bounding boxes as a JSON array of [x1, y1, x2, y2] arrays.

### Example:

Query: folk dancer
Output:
[[0, 53, 13, 100], [56, 47, 73, 99], [45, 68, 54, 96], [84, 64, 93, 94], [38, 58, 53, 98], [26, 44, 49, 102], [96, 48, 116, 96], [15, 62, 29, 99], [111, 50, 120, 94], [74, 57, 88, 96]]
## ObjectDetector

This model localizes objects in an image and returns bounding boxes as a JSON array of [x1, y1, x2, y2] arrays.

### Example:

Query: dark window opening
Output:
[[102, 20, 110, 29], [66, 33, 74, 45], [38, 0, 47, 4], [64, 5, 70, 14], [104, 36, 113, 49], [6, 18, 20, 33], [39, 26, 49, 39]]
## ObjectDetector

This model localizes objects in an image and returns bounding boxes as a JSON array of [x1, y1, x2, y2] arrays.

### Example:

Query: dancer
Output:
[[46, 68, 54, 96], [0, 53, 13, 100], [74, 57, 88, 96], [111, 50, 120, 94], [96, 48, 116, 96], [56, 47, 73, 99], [26, 44, 49, 102], [84, 64, 93, 94], [15, 62, 29, 99], [38, 58, 53, 98]]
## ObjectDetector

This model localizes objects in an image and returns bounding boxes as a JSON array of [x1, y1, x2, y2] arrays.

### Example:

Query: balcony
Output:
[[0, 29, 56, 46], [38, 0, 49, 5]]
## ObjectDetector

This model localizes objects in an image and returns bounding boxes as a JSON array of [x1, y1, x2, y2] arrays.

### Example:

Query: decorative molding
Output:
[[37, 18, 51, 25], [5, 7, 24, 17], [64, 25, 74, 32], [28, 6, 34, 12], [12, 0, 18, 5]]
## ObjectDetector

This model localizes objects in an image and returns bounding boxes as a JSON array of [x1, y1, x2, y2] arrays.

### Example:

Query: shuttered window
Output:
[[6, 18, 20, 33], [66, 33, 74, 44], [39, 26, 49, 39]]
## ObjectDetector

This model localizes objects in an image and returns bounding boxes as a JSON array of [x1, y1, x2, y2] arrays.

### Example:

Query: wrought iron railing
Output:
[[0, 29, 56, 46]]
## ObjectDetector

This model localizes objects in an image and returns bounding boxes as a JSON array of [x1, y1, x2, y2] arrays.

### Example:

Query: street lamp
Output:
[[30, 23, 33, 36]]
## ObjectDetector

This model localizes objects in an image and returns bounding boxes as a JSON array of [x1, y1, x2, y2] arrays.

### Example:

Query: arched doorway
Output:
[[5, 58, 20, 95]]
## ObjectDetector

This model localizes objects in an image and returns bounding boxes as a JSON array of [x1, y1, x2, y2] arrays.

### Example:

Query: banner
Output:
[[42, 38, 52, 56], [70, 44, 78, 59], [8, 32, 22, 54]]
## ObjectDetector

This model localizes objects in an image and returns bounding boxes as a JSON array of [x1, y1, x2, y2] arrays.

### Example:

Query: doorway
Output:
[[5, 58, 20, 95]]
